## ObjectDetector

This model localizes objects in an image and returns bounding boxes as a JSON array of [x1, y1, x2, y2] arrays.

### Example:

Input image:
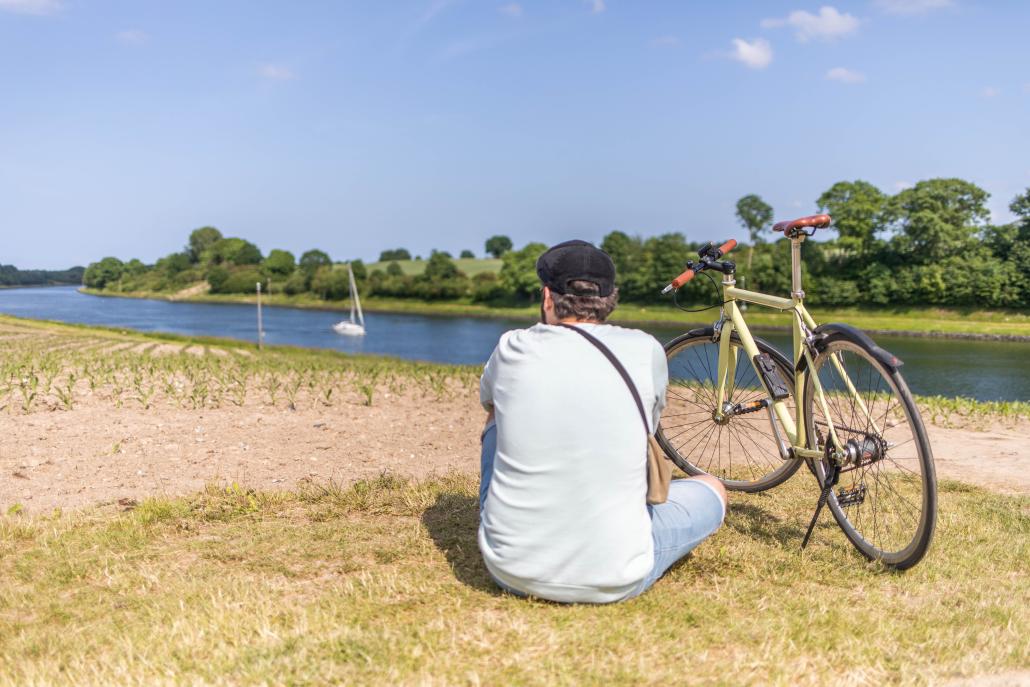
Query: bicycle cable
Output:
[[671, 270, 726, 313]]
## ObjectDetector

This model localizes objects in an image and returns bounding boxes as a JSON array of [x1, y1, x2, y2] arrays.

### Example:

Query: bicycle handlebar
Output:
[[662, 268, 695, 294], [660, 239, 737, 294]]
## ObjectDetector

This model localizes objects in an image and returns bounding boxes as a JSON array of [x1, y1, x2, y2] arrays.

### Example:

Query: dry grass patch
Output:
[[0, 473, 1026, 686]]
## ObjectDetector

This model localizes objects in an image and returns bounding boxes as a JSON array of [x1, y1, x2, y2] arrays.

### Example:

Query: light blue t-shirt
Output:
[[478, 322, 668, 603]]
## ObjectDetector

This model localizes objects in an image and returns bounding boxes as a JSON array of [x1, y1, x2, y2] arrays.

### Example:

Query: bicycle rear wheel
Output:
[[804, 329, 937, 569], [657, 328, 802, 493]]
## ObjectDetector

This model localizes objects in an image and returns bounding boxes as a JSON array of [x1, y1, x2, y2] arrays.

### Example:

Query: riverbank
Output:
[[80, 287, 1030, 341], [0, 314, 1027, 684]]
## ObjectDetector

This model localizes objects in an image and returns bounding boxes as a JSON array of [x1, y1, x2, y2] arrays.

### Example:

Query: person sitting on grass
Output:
[[477, 240, 727, 603]]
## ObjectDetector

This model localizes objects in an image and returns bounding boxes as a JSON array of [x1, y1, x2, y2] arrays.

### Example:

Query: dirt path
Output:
[[1, 391, 1027, 513]]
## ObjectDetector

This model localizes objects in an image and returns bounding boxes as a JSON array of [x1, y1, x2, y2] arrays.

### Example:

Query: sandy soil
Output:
[[1, 389, 1027, 513]]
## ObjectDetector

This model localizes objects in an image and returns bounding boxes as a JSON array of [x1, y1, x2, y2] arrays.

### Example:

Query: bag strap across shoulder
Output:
[[558, 323, 650, 436]]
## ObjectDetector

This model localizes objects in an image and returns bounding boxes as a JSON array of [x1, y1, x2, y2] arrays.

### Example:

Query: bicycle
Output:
[[656, 214, 937, 569]]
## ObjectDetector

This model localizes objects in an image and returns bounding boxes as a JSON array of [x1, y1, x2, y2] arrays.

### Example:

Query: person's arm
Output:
[[650, 338, 669, 434], [481, 345, 499, 427]]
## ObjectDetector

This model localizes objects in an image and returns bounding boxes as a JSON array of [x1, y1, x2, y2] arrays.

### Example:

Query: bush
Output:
[[282, 270, 309, 295], [470, 272, 506, 303], [310, 266, 349, 300], [207, 267, 264, 294]]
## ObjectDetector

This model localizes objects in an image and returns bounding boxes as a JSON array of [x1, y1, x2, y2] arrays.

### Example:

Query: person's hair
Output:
[[551, 280, 619, 322]]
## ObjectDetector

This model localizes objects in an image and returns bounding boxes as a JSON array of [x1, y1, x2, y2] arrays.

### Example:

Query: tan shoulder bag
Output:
[[559, 324, 672, 505]]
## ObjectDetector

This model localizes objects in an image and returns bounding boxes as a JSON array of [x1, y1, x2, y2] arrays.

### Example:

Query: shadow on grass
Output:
[[726, 501, 809, 547], [421, 492, 501, 594]]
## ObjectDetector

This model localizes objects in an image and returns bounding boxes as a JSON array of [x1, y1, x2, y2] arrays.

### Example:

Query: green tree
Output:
[[500, 242, 547, 300], [735, 194, 773, 273], [218, 268, 265, 295], [817, 180, 887, 255], [386, 261, 404, 277], [1010, 188, 1030, 225], [460, 249, 475, 259], [157, 251, 193, 275], [349, 259, 367, 281], [282, 270, 309, 295], [123, 259, 148, 276], [601, 231, 647, 300], [262, 249, 296, 278], [485, 235, 514, 259], [299, 249, 332, 275], [379, 248, 411, 261], [310, 266, 349, 300], [206, 238, 262, 266], [205, 265, 230, 293], [188, 227, 223, 262], [887, 178, 990, 262], [83, 257, 125, 289], [422, 251, 460, 281]]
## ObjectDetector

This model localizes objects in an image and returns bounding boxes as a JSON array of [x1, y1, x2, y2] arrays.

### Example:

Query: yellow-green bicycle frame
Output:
[[712, 235, 880, 462]]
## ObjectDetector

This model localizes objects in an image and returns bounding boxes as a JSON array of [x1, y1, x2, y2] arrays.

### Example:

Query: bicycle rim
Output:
[[805, 337, 937, 569], [658, 331, 801, 492]]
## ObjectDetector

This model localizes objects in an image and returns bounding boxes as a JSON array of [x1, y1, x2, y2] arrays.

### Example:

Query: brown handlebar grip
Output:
[[717, 239, 737, 257], [671, 268, 695, 289]]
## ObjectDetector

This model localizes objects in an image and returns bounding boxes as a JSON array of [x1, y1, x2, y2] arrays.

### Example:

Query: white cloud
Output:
[[761, 6, 860, 42], [498, 3, 522, 17], [0, 0, 62, 15], [650, 35, 679, 47], [116, 29, 149, 46], [894, 181, 913, 191], [982, 86, 1000, 98], [258, 64, 295, 81], [730, 38, 773, 70], [875, 0, 953, 15], [586, 0, 605, 14], [826, 67, 866, 83]]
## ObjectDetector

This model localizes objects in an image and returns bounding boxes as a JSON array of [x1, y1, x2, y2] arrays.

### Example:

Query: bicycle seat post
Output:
[[790, 235, 805, 301]]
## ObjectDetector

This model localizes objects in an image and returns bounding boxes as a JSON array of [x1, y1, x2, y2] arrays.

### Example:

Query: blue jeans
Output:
[[479, 423, 724, 600]]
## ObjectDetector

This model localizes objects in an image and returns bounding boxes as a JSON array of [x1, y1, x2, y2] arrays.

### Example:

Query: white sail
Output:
[[333, 263, 366, 336]]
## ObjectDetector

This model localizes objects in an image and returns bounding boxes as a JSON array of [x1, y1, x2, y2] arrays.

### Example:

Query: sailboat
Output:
[[332, 264, 366, 336]]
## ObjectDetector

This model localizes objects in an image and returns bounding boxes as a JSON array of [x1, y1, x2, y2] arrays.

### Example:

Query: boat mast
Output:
[[348, 264, 364, 327]]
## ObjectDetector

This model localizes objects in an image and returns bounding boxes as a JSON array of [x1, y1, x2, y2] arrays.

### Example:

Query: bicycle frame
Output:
[[711, 235, 872, 462]]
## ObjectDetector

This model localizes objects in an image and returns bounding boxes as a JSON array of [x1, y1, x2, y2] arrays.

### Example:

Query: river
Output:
[[0, 286, 1025, 402]]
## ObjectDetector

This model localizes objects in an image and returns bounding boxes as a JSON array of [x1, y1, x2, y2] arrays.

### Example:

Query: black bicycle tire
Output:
[[657, 328, 803, 493], [804, 331, 937, 569]]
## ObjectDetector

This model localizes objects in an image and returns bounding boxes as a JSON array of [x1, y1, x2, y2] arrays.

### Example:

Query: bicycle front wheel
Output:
[[804, 330, 937, 569], [657, 328, 802, 493]]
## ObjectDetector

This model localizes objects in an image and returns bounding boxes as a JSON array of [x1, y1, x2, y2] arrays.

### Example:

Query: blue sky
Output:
[[1, 0, 1027, 268]]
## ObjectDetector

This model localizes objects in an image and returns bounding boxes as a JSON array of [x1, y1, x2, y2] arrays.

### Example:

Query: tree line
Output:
[[1, 264, 84, 287], [84, 178, 1030, 309]]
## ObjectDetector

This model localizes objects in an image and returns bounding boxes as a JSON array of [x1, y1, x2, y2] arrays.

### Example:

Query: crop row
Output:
[[0, 326, 477, 414]]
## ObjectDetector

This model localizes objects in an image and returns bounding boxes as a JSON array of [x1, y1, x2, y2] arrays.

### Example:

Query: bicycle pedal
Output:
[[731, 399, 768, 416], [837, 484, 866, 507], [754, 353, 790, 400]]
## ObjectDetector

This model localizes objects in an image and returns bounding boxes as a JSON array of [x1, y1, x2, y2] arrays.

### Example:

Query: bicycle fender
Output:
[[810, 323, 904, 372], [662, 327, 714, 351]]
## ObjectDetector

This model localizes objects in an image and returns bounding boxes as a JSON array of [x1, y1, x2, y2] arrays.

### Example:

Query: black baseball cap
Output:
[[535, 240, 616, 297]]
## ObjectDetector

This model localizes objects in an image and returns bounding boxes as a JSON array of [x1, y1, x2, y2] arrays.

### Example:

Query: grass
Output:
[[82, 287, 1030, 338], [0, 472, 1025, 685]]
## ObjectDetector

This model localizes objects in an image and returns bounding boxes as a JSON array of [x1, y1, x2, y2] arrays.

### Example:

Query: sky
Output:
[[1, 0, 1028, 269]]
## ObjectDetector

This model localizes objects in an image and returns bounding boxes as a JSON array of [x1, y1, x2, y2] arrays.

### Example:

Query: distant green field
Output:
[[365, 258, 502, 277]]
